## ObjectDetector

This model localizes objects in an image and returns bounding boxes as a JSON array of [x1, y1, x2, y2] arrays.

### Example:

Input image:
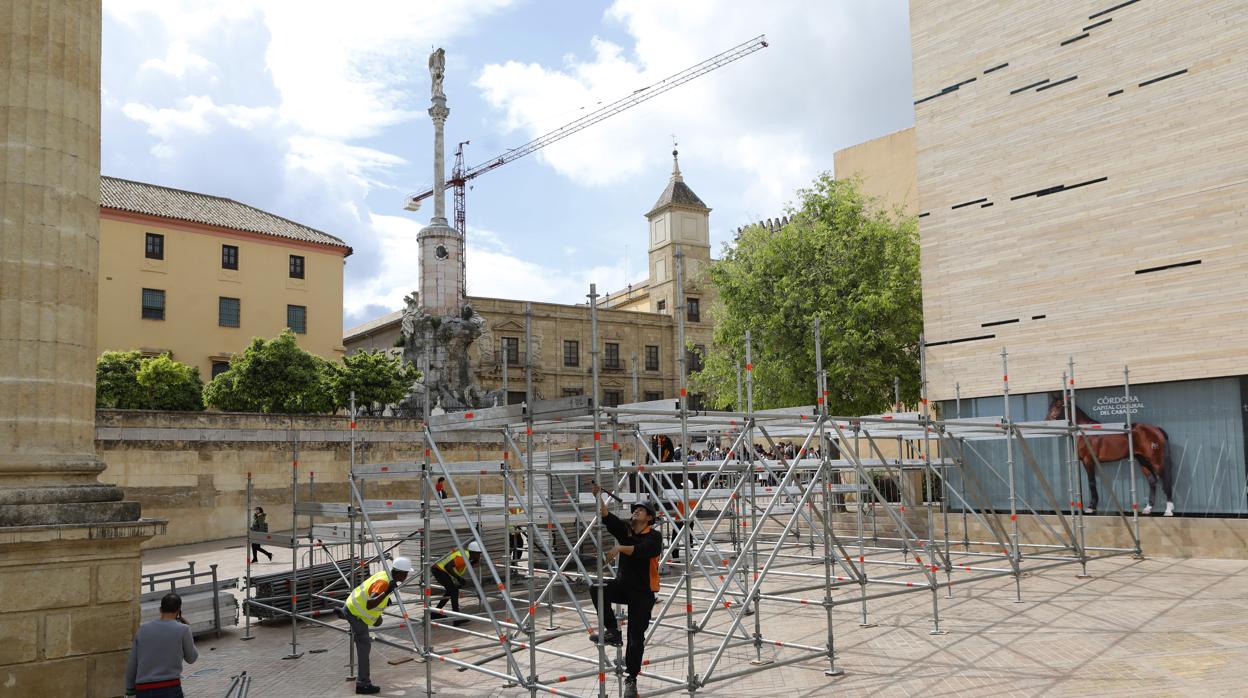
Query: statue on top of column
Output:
[[429, 48, 446, 100]]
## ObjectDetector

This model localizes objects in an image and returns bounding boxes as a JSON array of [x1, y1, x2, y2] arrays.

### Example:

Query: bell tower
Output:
[[646, 149, 712, 315]]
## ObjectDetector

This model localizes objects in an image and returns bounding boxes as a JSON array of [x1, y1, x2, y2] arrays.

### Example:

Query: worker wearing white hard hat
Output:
[[340, 556, 411, 695], [430, 540, 483, 626]]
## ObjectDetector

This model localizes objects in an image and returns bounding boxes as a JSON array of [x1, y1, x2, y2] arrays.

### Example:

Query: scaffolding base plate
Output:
[[824, 668, 845, 677], [750, 658, 775, 666], [282, 653, 303, 660], [858, 623, 877, 628], [929, 629, 949, 636]]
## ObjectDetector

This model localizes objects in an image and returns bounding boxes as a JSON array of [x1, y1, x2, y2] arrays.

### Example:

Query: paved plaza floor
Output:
[[143, 540, 1247, 697]]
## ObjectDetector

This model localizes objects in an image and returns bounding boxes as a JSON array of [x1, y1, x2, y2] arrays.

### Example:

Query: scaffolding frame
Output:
[[239, 274, 1145, 696]]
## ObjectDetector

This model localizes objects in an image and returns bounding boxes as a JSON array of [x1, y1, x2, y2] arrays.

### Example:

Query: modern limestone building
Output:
[[98, 176, 353, 379], [345, 151, 716, 406], [890, 0, 1248, 514]]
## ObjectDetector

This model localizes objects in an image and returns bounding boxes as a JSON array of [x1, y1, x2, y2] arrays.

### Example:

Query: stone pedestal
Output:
[[0, 521, 165, 697]]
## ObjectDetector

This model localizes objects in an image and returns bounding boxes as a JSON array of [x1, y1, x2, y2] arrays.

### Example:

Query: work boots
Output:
[[589, 628, 623, 647], [355, 684, 381, 694], [624, 676, 639, 698]]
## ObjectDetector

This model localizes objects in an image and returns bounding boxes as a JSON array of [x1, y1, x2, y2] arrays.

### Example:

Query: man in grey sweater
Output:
[[125, 593, 199, 697]]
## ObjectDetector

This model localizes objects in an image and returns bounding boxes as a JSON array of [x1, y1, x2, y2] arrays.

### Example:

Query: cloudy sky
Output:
[[101, 0, 915, 331]]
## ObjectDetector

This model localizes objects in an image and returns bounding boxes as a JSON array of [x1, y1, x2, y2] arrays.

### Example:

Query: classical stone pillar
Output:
[[0, 0, 135, 525], [1, 2, 163, 695]]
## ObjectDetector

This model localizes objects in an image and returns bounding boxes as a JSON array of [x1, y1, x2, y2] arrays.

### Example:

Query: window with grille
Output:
[[211, 361, 230, 379], [221, 244, 238, 270], [605, 342, 620, 369], [287, 304, 307, 334], [604, 390, 623, 407], [218, 297, 240, 327], [563, 340, 579, 367], [657, 300, 666, 312], [644, 391, 662, 402], [502, 337, 520, 366], [141, 288, 165, 320], [645, 345, 659, 371], [562, 388, 583, 397], [145, 233, 164, 260], [289, 255, 305, 279], [507, 391, 527, 405], [687, 297, 700, 322]]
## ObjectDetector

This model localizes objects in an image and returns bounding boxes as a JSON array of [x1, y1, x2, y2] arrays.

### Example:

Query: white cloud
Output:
[[122, 95, 275, 147], [140, 39, 213, 77], [475, 0, 913, 216], [259, 1, 516, 140]]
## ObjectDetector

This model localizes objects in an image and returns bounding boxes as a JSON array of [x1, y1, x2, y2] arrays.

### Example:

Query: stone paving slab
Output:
[[144, 540, 1248, 697]]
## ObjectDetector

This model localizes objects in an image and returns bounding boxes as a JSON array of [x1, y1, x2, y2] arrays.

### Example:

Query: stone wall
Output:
[[96, 410, 531, 548]]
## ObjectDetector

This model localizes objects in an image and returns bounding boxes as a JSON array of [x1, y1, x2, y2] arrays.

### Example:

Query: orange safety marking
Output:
[[1131, 503, 1139, 510], [293, 460, 299, 467], [498, 584, 505, 591], [915, 557, 923, 564], [386, 501, 393, 506], [350, 421, 356, 429], [499, 635, 507, 644], [724, 602, 732, 608], [599, 673, 606, 683], [680, 388, 687, 397], [612, 442, 619, 451], [480, 470, 487, 475], [451, 647, 459, 653], [686, 604, 694, 613], [530, 605, 536, 615], [906, 582, 914, 587], [746, 363, 753, 371], [817, 397, 824, 405], [637, 465, 646, 473], [465, 412, 475, 419], [859, 556, 865, 563], [1003, 375, 1008, 382], [380, 466, 389, 472], [1010, 514, 1017, 521], [503, 452, 509, 460], [775, 641, 784, 647], [558, 676, 567, 682], [800, 599, 809, 605], [593, 431, 601, 440]]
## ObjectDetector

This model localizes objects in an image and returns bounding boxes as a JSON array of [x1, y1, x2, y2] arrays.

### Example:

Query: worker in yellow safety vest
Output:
[[340, 556, 411, 695], [430, 540, 482, 626]]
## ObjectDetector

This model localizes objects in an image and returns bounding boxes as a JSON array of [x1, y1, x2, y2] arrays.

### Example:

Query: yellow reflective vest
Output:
[[434, 550, 469, 579], [345, 570, 392, 624]]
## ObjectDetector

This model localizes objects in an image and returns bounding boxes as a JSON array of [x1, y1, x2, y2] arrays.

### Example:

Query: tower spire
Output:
[[671, 136, 683, 181]]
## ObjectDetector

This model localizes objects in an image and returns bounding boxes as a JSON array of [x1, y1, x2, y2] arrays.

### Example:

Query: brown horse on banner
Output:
[[1045, 394, 1174, 516]]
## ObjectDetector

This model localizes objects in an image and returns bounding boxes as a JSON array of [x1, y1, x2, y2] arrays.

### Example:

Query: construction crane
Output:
[[404, 34, 769, 237]]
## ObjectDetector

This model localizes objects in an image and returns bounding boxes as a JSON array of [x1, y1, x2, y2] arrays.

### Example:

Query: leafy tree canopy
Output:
[[691, 175, 922, 414], [96, 351, 203, 411], [203, 329, 335, 414], [334, 349, 419, 415], [96, 350, 145, 409]]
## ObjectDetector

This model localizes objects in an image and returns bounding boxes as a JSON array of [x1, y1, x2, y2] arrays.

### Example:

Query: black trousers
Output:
[[590, 580, 655, 679], [250, 543, 270, 560], [432, 566, 461, 612]]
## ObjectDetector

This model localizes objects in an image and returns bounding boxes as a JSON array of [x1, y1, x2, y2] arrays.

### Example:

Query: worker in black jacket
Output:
[[589, 484, 662, 698]]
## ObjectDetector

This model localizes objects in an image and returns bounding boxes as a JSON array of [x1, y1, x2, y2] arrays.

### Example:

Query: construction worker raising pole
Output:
[[338, 556, 412, 695], [588, 483, 662, 698], [430, 540, 482, 626]]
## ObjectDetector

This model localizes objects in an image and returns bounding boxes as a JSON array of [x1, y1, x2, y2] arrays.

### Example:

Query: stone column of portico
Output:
[[1, 2, 164, 695]]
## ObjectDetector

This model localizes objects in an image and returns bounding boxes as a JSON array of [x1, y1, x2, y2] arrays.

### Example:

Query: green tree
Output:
[[96, 350, 145, 409], [204, 329, 336, 413], [691, 175, 922, 414], [136, 355, 204, 411], [334, 349, 419, 415]]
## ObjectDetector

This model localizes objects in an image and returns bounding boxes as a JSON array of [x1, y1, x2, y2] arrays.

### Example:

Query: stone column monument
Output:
[[400, 48, 500, 415], [1, 2, 164, 694]]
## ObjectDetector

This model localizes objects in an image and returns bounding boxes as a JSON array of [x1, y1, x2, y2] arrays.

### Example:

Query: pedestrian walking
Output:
[[340, 556, 412, 694], [250, 506, 273, 563], [435, 476, 447, 499], [124, 593, 198, 697], [588, 484, 661, 698]]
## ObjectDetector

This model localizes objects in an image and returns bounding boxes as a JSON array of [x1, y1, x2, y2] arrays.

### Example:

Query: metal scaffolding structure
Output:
[[239, 276, 1145, 697]]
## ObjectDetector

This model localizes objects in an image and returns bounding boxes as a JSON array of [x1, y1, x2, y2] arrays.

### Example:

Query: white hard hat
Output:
[[391, 556, 413, 572], [467, 541, 482, 553]]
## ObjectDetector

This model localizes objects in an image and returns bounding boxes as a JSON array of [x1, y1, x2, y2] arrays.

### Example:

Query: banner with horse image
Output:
[[939, 375, 1247, 516]]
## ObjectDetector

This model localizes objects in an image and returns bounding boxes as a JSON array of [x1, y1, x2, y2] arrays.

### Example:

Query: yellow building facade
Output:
[[98, 176, 352, 380]]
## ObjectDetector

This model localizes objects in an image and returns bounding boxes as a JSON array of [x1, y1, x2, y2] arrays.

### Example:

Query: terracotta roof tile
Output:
[[101, 176, 351, 254]]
